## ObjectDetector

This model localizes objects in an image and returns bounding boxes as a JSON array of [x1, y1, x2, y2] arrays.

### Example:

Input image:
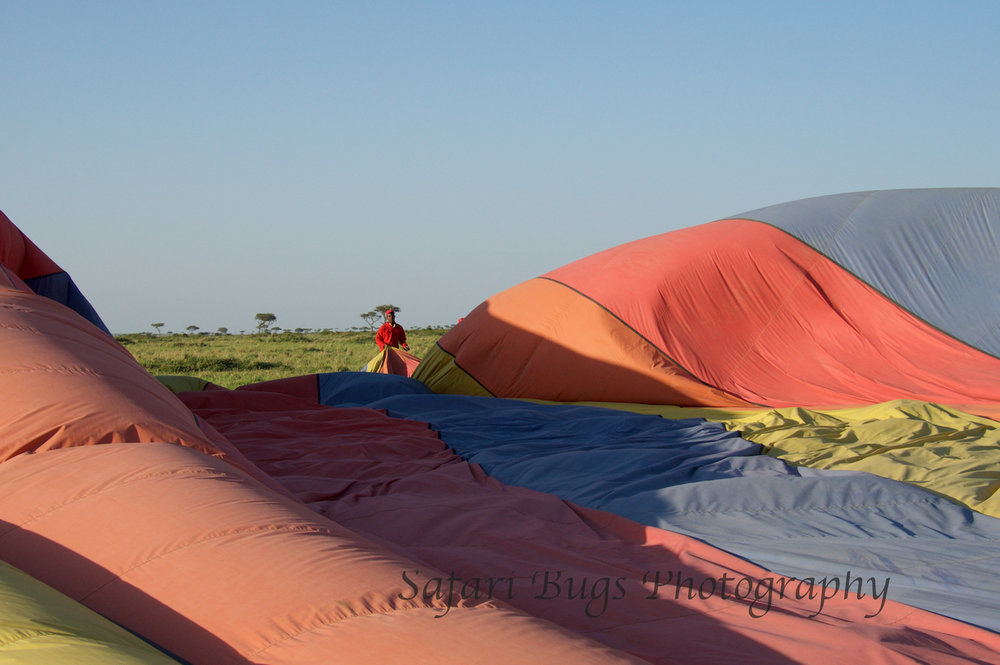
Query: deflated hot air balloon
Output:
[[416, 188, 1000, 414], [3, 192, 1000, 665]]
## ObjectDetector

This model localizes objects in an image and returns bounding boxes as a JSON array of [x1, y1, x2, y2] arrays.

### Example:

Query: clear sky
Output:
[[2, 1, 998, 334]]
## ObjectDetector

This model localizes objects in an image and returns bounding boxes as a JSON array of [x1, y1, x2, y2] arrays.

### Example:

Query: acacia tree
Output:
[[361, 305, 402, 331], [255, 312, 277, 333], [151, 322, 164, 335], [374, 304, 400, 316], [360, 311, 379, 331], [186, 325, 200, 335]]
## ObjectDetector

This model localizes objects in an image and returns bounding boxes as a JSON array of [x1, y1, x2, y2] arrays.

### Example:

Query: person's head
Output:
[[384, 309, 395, 323]]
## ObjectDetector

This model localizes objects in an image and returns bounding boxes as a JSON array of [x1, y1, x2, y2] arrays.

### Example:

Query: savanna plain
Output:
[[117, 327, 450, 389]]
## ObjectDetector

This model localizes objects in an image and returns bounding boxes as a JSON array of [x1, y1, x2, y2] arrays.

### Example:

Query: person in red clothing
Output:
[[375, 309, 409, 352]]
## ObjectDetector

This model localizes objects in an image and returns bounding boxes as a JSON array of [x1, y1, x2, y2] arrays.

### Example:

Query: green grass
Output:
[[116, 327, 449, 389]]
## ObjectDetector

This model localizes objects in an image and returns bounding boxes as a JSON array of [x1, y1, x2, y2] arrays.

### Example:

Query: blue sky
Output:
[[2, 1, 998, 334]]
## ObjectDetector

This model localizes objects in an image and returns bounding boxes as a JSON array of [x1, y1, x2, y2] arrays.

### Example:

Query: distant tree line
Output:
[[148, 306, 442, 336]]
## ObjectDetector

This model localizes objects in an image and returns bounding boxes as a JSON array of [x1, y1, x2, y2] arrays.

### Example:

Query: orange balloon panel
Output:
[[430, 277, 754, 407], [0, 443, 645, 665], [0, 284, 292, 494]]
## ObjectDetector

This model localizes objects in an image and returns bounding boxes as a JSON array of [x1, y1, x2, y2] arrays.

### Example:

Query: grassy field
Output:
[[116, 327, 450, 389]]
